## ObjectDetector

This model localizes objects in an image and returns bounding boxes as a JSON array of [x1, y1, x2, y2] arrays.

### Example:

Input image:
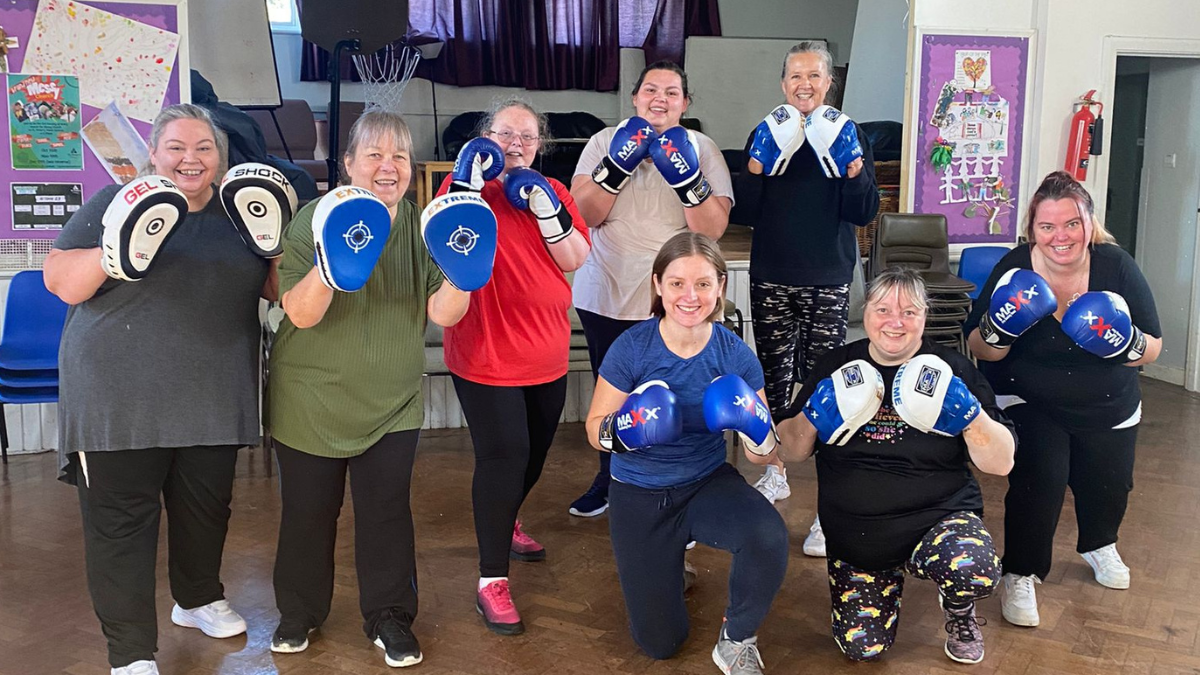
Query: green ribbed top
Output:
[[268, 197, 443, 457]]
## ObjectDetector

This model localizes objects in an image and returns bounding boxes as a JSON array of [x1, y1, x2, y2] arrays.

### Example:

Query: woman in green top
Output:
[[267, 111, 469, 668]]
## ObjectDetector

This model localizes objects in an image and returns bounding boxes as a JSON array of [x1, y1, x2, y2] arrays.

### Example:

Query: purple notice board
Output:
[[2, 0, 186, 240], [912, 33, 1030, 244]]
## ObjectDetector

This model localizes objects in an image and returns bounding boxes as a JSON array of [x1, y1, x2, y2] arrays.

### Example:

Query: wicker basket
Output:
[[858, 184, 900, 257]]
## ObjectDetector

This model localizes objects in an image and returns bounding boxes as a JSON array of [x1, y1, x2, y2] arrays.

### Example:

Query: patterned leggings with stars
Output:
[[827, 511, 1000, 660]]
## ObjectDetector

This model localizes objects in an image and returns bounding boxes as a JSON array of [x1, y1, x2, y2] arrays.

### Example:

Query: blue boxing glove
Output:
[[599, 380, 682, 453], [449, 138, 504, 193], [892, 354, 981, 437], [503, 167, 573, 244], [703, 374, 777, 456], [591, 116, 657, 194], [1062, 291, 1148, 361], [749, 104, 805, 176], [420, 192, 497, 291], [802, 360, 885, 446], [977, 268, 1059, 348], [649, 126, 713, 207], [804, 105, 864, 179], [311, 186, 392, 292]]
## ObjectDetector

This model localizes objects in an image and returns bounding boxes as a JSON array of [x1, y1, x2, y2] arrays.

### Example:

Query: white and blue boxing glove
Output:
[[748, 104, 805, 176], [1062, 291, 1148, 361], [804, 105, 864, 179], [703, 374, 777, 456], [599, 381, 682, 453], [801, 360, 884, 446], [591, 116, 657, 194], [892, 354, 981, 437], [100, 175, 189, 281], [311, 186, 391, 292], [503, 167, 573, 244], [449, 138, 504, 193], [649, 126, 712, 207], [977, 268, 1059, 348], [420, 192, 497, 292]]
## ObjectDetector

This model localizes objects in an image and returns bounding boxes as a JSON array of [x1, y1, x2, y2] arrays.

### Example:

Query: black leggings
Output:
[[1002, 404, 1137, 579], [749, 280, 850, 415], [577, 308, 644, 488], [609, 463, 789, 659], [829, 511, 999, 661], [273, 432, 420, 639], [452, 374, 567, 577], [76, 446, 239, 668]]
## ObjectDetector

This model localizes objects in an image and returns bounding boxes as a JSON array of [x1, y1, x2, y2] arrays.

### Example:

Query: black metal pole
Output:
[[430, 77, 441, 161], [326, 38, 361, 187]]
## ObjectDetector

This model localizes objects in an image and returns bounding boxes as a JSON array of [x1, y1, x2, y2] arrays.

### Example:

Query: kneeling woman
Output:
[[777, 268, 1016, 665], [585, 232, 788, 674]]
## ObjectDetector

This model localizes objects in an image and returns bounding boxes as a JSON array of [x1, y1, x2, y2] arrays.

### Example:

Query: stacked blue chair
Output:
[[957, 245, 1011, 300], [0, 270, 68, 463]]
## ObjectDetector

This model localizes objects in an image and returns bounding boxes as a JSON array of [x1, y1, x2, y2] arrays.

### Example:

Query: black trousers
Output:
[[452, 373, 567, 577], [749, 280, 850, 416], [577, 308, 644, 488], [273, 431, 420, 638], [608, 463, 789, 659], [1001, 404, 1138, 579], [75, 445, 240, 668]]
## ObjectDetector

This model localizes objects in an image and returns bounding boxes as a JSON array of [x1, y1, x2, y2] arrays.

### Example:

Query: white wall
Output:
[[842, 0, 908, 122], [1136, 59, 1200, 381], [718, 0, 859, 64]]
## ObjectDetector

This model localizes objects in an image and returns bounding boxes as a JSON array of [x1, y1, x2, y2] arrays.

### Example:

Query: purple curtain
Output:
[[298, 0, 720, 90]]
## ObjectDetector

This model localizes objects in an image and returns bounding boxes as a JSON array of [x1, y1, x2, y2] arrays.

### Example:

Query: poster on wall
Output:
[[11, 182, 83, 229], [8, 72, 83, 170], [913, 32, 1031, 244], [82, 101, 149, 184]]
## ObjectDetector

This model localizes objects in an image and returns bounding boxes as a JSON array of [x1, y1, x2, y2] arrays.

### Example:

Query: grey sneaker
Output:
[[712, 628, 765, 674], [752, 465, 791, 503], [1080, 544, 1130, 589], [941, 598, 985, 664]]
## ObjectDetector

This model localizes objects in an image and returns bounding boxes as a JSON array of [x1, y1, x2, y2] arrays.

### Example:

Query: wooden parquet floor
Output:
[[3, 378, 1200, 674]]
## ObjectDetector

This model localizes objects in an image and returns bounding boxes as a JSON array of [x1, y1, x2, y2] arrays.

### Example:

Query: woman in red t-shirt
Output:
[[437, 98, 591, 637]]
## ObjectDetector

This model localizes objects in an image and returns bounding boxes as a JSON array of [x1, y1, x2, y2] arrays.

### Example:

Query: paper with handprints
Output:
[[23, 0, 179, 122]]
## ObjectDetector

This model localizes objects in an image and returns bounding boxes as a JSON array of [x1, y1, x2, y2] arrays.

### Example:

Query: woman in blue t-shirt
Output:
[[584, 232, 788, 674]]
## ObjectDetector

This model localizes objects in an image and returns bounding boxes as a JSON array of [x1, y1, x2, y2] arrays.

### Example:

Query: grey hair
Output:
[[141, 103, 228, 177], [866, 267, 929, 313], [475, 96, 555, 155], [342, 110, 414, 184], [781, 41, 839, 101]]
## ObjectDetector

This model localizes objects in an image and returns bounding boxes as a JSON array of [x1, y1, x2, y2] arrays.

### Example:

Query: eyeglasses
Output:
[[487, 129, 540, 145]]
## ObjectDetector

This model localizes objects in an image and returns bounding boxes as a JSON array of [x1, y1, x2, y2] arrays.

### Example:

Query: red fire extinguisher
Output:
[[1065, 90, 1104, 181]]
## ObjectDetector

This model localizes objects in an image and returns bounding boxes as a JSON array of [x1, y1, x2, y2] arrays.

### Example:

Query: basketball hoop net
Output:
[[352, 42, 422, 114]]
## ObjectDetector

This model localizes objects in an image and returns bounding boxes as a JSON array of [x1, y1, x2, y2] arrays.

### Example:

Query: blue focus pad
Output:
[[420, 192, 497, 292], [311, 186, 392, 292]]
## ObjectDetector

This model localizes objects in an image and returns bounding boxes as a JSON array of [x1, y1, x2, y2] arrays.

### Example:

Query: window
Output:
[[267, 0, 301, 34]]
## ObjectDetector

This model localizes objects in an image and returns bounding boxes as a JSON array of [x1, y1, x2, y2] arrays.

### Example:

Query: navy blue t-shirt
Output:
[[599, 319, 765, 489]]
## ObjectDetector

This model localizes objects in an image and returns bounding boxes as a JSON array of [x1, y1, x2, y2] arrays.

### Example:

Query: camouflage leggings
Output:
[[750, 280, 850, 416]]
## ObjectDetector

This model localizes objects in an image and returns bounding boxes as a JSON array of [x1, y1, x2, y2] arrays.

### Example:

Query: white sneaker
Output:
[[171, 599, 247, 638], [1081, 544, 1131, 589], [112, 661, 159, 675], [802, 516, 826, 557], [753, 465, 791, 503], [1000, 573, 1041, 627]]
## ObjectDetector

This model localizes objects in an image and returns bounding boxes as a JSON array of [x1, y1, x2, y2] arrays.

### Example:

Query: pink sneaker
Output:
[[477, 579, 525, 635], [510, 519, 546, 562]]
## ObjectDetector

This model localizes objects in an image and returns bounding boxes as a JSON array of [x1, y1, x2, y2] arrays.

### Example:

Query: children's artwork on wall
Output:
[[81, 101, 148, 184], [912, 32, 1032, 244], [23, 0, 180, 122]]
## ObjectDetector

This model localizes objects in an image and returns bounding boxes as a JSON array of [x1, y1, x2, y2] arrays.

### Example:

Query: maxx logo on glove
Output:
[[657, 136, 693, 176], [1078, 310, 1122, 349], [995, 284, 1042, 322], [615, 404, 663, 431], [619, 124, 655, 162]]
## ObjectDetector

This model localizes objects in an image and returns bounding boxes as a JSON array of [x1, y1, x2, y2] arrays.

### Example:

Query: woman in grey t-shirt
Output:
[[44, 104, 272, 675]]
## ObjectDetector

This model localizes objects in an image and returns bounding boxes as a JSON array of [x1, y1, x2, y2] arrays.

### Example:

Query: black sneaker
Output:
[[270, 623, 315, 654], [373, 612, 423, 668]]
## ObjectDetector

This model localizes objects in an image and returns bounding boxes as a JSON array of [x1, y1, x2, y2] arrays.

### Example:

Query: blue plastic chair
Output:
[[957, 246, 1010, 300], [0, 271, 67, 462]]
